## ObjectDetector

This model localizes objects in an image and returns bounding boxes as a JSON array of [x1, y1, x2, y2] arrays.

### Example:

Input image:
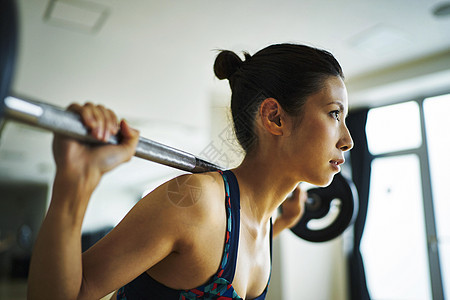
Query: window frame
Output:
[[364, 95, 445, 300]]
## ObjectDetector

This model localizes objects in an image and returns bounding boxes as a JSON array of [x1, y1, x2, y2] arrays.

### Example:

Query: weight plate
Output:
[[0, 0, 18, 110]]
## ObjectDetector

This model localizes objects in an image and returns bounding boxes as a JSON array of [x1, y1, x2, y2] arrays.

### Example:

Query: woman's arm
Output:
[[27, 103, 140, 300], [27, 172, 98, 300], [273, 185, 307, 237]]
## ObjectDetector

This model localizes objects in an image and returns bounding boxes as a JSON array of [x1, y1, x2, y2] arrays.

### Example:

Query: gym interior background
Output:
[[1, 0, 449, 299]]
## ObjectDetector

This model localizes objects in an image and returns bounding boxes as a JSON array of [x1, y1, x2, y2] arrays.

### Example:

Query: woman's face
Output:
[[283, 76, 353, 186]]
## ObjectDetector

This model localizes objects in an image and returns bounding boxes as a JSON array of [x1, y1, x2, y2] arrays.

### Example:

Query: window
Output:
[[366, 101, 422, 155], [424, 94, 450, 298], [361, 94, 450, 299], [361, 155, 431, 299]]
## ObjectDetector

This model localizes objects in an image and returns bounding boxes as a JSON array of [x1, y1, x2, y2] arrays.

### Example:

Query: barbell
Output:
[[0, 0, 358, 243]]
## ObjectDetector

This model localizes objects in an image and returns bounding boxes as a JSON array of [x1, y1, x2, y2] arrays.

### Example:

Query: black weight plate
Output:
[[0, 0, 18, 137], [289, 172, 358, 243], [0, 0, 18, 110]]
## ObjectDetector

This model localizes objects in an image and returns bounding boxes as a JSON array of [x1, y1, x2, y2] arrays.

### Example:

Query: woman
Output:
[[28, 43, 353, 300]]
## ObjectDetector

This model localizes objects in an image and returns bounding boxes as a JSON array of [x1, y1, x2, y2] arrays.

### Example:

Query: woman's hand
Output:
[[52, 102, 140, 188], [273, 185, 307, 237]]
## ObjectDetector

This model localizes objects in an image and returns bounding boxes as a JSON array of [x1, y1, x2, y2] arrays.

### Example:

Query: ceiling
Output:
[[1, 0, 450, 191]]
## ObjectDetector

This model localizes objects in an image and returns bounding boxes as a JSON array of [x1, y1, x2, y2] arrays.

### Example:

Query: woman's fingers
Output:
[[92, 119, 139, 173], [68, 101, 137, 152], [95, 104, 116, 142], [280, 185, 308, 224], [67, 102, 120, 142], [290, 185, 300, 200], [110, 119, 139, 158], [287, 185, 306, 204], [296, 185, 308, 215], [105, 107, 120, 138], [119, 119, 139, 158], [299, 185, 307, 205]]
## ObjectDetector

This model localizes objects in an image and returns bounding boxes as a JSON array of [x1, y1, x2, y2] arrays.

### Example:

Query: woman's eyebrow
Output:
[[327, 101, 344, 110]]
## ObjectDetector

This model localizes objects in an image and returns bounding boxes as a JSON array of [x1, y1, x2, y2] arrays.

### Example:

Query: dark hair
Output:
[[214, 43, 344, 153]]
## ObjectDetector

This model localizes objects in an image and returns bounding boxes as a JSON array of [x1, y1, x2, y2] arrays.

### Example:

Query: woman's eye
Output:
[[330, 110, 341, 121]]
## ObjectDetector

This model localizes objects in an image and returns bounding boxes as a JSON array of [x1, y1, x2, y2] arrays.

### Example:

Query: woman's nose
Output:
[[339, 125, 354, 151]]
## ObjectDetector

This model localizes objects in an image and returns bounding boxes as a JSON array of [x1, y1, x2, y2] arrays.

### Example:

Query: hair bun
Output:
[[214, 50, 243, 80]]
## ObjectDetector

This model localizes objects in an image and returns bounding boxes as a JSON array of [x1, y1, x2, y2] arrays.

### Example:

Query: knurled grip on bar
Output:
[[0, 96, 223, 173]]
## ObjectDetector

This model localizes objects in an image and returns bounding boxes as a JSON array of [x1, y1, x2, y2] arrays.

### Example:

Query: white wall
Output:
[[276, 232, 349, 300]]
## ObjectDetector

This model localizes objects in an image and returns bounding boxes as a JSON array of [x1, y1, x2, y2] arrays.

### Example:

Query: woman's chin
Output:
[[308, 174, 336, 187]]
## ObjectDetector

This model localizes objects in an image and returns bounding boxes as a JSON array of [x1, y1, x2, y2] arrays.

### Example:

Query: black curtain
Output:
[[347, 108, 373, 300]]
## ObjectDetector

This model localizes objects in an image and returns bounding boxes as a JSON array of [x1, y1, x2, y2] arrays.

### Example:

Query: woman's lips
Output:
[[329, 159, 345, 171]]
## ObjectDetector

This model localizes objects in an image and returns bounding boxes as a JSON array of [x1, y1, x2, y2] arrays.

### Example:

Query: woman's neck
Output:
[[231, 154, 299, 226]]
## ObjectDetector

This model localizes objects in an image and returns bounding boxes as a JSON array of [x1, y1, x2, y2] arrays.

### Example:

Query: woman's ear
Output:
[[259, 98, 285, 136]]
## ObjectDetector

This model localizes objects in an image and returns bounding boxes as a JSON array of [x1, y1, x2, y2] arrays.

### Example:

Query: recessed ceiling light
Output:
[[43, 0, 110, 34]]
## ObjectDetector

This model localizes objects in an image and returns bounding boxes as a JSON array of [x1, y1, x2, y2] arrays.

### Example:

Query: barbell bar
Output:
[[0, 95, 222, 173]]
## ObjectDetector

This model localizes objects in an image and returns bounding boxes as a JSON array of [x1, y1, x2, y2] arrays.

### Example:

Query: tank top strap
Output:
[[216, 169, 241, 283]]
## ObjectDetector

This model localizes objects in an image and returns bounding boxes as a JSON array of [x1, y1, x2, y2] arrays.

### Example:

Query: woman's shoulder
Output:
[[132, 171, 226, 249], [167, 171, 225, 208], [160, 172, 228, 246], [144, 171, 226, 221]]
